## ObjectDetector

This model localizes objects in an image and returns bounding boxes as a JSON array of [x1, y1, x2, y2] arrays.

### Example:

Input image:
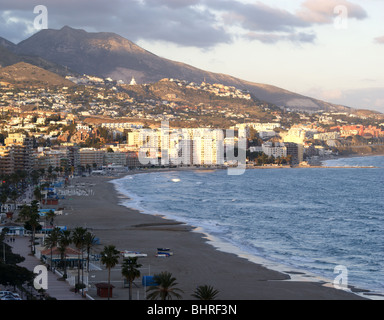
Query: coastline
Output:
[[318, 152, 384, 166], [53, 168, 373, 300]]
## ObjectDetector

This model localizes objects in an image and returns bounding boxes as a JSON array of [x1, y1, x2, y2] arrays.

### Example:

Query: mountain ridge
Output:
[[1, 26, 355, 113], [0, 61, 75, 87], [0, 36, 74, 76], [0, 37, 16, 50]]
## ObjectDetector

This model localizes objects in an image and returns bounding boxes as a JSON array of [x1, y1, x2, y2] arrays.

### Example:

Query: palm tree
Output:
[[30, 169, 41, 186], [33, 186, 42, 202], [47, 166, 54, 183], [44, 227, 61, 270], [45, 209, 55, 227], [83, 231, 96, 272], [0, 191, 7, 214], [17, 201, 40, 254], [100, 245, 120, 300], [72, 227, 87, 292], [57, 229, 71, 278], [8, 189, 20, 215], [28, 214, 41, 254], [17, 204, 31, 222], [192, 285, 219, 300], [146, 271, 183, 300], [121, 257, 142, 300]]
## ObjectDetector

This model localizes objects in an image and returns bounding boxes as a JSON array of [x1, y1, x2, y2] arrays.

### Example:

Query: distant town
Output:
[[0, 74, 383, 178]]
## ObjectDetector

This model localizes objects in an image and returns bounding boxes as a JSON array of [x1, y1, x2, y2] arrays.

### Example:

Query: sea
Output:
[[111, 155, 384, 299]]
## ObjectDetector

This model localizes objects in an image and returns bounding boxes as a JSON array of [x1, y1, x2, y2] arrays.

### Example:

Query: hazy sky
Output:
[[1, 0, 384, 112]]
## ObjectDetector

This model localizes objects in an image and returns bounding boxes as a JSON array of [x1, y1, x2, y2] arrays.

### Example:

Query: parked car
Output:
[[0, 291, 13, 297], [1, 295, 18, 300], [0, 291, 22, 300], [11, 293, 21, 299]]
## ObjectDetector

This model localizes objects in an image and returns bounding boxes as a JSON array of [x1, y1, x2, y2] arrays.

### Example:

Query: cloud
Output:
[[0, 10, 36, 43], [297, 0, 367, 24], [204, 0, 367, 44], [145, 0, 200, 9], [121, 1, 232, 48], [204, 0, 319, 44], [374, 36, 384, 44], [0, 0, 232, 48], [0, 0, 370, 48], [245, 31, 316, 44], [213, 1, 310, 32]]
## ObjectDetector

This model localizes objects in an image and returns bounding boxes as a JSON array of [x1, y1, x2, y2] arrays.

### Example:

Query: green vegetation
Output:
[[17, 200, 41, 254], [247, 151, 292, 166], [192, 285, 219, 300], [0, 228, 34, 293], [100, 245, 120, 300], [121, 257, 142, 300], [146, 271, 183, 300]]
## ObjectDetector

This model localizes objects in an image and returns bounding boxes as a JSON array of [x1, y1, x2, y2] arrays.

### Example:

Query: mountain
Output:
[[0, 45, 21, 67], [0, 41, 73, 76], [0, 37, 16, 50], [13, 26, 349, 112], [0, 62, 74, 87]]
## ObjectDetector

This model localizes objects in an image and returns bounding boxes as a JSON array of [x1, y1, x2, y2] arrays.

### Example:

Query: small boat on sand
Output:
[[121, 250, 147, 258], [156, 248, 173, 257]]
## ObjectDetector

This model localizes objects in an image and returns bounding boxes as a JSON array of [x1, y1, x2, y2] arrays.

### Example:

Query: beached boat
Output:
[[156, 253, 170, 258], [157, 251, 173, 256], [157, 248, 173, 256], [121, 250, 147, 258]]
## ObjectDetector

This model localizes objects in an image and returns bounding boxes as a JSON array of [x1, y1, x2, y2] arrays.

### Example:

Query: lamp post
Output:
[[2, 241, 5, 263]]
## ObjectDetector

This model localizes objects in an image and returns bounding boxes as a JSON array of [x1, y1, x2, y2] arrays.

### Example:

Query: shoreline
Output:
[[111, 168, 384, 300], [319, 152, 384, 166], [53, 168, 378, 300]]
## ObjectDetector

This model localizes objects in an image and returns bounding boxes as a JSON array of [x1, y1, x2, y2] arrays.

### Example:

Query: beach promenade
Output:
[[10, 236, 85, 300]]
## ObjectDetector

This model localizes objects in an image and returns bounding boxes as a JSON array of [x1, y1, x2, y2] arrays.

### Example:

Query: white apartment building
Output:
[[192, 129, 224, 165], [262, 142, 287, 158], [76, 124, 91, 131], [233, 122, 280, 140], [128, 127, 226, 166], [313, 132, 340, 141], [283, 127, 318, 144], [234, 122, 281, 132], [101, 122, 143, 130], [250, 142, 287, 158]]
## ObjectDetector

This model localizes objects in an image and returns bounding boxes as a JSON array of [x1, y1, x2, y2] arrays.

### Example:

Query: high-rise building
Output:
[[192, 129, 224, 166], [284, 142, 303, 164], [4, 133, 34, 172], [0, 146, 14, 175], [79, 148, 105, 168]]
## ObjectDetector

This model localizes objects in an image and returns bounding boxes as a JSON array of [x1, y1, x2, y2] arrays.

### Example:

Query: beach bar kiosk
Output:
[[142, 276, 158, 287], [95, 283, 115, 298]]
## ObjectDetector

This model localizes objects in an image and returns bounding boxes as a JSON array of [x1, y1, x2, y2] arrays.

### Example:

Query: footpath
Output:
[[9, 236, 86, 300]]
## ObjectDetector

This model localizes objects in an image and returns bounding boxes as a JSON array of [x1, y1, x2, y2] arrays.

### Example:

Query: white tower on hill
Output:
[[130, 77, 137, 85]]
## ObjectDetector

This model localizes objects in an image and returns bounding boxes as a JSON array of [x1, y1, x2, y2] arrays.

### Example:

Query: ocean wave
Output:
[[109, 159, 384, 297]]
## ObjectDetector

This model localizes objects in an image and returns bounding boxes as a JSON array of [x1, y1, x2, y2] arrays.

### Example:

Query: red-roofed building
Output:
[[331, 125, 384, 138], [40, 246, 83, 269]]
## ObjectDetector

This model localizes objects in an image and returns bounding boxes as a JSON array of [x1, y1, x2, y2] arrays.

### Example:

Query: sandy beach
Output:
[[52, 169, 368, 300]]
